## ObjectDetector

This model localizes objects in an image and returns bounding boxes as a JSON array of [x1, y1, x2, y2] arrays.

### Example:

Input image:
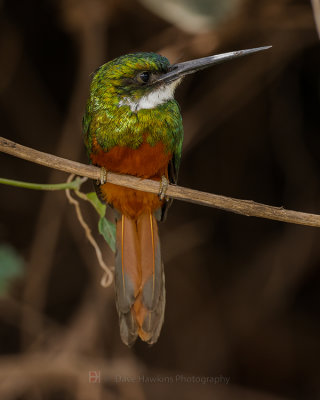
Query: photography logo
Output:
[[88, 371, 230, 385], [89, 371, 100, 383]]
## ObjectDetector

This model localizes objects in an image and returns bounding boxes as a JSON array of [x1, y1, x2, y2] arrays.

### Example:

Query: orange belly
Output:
[[90, 138, 172, 218]]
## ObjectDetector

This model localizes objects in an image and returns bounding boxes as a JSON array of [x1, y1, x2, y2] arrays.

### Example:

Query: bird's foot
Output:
[[99, 167, 107, 185], [158, 176, 169, 201]]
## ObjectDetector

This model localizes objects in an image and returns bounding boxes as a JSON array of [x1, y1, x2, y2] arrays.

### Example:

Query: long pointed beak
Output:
[[154, 46, 272, 84]]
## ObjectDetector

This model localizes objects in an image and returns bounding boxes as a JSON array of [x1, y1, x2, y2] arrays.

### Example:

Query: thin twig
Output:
[[0, 176, 86, 191], [65, 174, 113, 287], [1, 136, 320, 228]]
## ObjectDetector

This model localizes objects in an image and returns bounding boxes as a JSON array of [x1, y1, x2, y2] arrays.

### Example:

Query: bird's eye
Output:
[[137, 71, 150, 84]]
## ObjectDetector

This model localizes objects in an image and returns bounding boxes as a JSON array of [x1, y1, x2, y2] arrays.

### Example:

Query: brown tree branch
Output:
[[1, 136, 320, 228], [311, 0, 320, 39]]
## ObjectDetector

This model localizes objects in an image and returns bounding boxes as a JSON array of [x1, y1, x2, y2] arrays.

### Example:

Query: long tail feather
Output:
[[114, 212, 165, 346], [115, 215, 140, 346], [136, 213, 165, 343]]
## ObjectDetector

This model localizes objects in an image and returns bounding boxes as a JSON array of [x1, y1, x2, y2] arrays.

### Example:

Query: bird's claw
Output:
[[159, 176, 169, 201], [99, 167, 107, 185]]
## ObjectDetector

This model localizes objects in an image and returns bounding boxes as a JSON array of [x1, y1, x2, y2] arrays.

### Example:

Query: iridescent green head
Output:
[[90, 52, 180, 112]]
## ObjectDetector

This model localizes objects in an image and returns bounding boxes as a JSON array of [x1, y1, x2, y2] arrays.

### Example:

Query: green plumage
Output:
[[82, 52, 184, 176]]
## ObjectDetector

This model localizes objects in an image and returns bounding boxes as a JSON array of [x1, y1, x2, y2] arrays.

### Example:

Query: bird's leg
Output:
[[158, 175, 169, 201], [99, 167, 107, 185]]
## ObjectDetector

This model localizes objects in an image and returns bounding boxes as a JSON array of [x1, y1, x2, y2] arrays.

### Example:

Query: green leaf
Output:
[[98, 217, 116, 252], [85, 192, 116, 252], [86, 192, 106, 217], [0, 244, 24, 296]]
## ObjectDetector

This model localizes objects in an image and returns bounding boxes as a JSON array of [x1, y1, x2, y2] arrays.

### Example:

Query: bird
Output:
[[83, 46, 271, 346]]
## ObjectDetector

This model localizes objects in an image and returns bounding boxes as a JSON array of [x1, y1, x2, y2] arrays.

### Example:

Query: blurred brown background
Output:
[[1, 0, 320, 399]]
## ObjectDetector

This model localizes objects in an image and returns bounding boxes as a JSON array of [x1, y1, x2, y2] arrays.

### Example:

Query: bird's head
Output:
[[90, 47, 271, 113], [91, 53, 174, 112]]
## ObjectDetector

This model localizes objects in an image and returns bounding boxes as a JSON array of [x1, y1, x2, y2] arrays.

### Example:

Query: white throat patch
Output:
[[119, 79, 181, 112]]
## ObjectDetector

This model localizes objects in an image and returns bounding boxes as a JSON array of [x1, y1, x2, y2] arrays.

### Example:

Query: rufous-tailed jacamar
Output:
[[83, 46, 271, 346]]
